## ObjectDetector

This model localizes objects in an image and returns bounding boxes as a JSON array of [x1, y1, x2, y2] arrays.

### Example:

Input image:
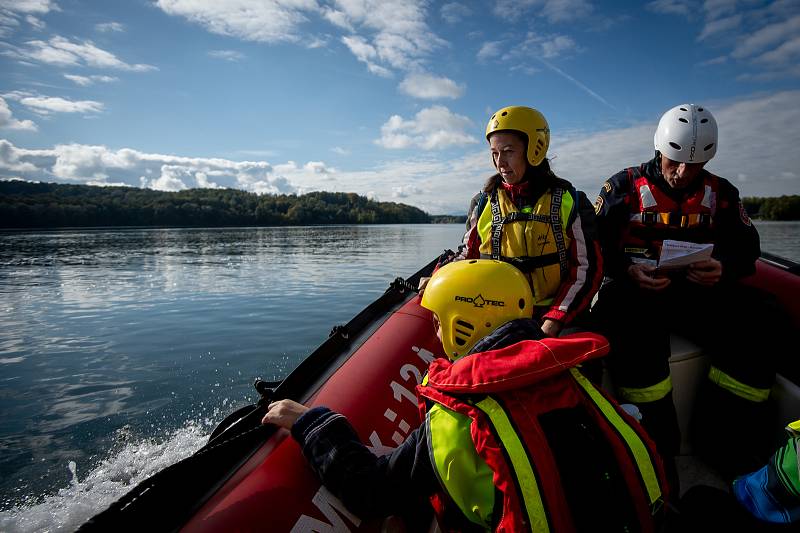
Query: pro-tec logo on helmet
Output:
[[454, 294, 505, 307]]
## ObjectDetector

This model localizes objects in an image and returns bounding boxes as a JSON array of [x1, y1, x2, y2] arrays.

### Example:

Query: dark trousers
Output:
[[591, 278, 784, 475]]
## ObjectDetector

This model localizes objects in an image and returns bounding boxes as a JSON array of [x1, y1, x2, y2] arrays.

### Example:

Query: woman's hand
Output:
[[541, 319, 563, 338], [686, 258, 722, 286], [261, 399, 309, 429], [627, 263, 671, 291]]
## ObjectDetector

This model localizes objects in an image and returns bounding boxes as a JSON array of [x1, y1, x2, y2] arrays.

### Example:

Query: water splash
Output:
[[0, 420, 210, 533]]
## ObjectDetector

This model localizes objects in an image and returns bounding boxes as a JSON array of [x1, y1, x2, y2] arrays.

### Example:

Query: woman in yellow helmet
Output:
[[459, 106, 603, 338]]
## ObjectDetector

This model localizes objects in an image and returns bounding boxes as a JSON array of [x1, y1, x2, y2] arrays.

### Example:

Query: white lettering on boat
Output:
[[293, 345, 438, 530], [290, 485, 361, 533], [366, 345, 434, 456]]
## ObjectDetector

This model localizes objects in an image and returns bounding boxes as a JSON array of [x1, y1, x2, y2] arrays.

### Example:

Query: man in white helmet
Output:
[[591, 104, 786, 486]]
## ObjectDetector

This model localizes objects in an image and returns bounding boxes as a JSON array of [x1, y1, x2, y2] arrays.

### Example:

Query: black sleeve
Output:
[[712, 179, 760, 281], [594, 170, 633, 280], [291, 407, 438, 523]]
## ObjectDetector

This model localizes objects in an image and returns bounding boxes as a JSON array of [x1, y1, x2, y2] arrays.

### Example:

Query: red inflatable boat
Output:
[[79, 252, 800, 532]]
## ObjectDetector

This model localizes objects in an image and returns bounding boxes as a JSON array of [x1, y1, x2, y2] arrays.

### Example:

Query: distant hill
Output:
[[742, 195, 800, 221], [0, 181, 433, 228], [430, 214, 466, 224]]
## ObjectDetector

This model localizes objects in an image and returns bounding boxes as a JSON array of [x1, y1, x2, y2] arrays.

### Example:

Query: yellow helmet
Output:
[[421, 259, 533, 360], [485, 106, 550, 167]]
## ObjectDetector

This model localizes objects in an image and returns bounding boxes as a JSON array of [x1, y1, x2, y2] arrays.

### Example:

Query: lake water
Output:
[[0, 221, 797, 532]]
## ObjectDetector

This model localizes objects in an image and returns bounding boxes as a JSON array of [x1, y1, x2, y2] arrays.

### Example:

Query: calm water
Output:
[[0, 221, 797, 532]]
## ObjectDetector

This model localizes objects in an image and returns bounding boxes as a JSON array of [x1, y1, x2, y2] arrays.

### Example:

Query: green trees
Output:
[[0, 181, 431, 228], [742, 196, 800, 220]]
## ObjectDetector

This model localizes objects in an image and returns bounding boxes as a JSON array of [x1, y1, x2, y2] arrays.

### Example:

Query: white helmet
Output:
[[654, 104, 718, 163]]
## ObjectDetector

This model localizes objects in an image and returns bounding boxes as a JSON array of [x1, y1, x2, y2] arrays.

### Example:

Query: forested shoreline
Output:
[[0, 181, 795, 228], [0, 181, 439, 228], [742, 196, 800, 221]]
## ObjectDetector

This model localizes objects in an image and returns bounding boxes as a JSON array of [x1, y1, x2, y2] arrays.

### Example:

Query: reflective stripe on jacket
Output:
[[622, 165, 720, 261], [418, 331, 668, 532]]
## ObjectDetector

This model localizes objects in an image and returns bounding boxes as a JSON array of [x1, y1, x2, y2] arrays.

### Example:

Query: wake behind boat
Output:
[[78, 252, 800, 532]]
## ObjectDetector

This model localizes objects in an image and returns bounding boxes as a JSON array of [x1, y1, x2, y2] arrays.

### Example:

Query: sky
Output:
[[0, 0, 798, 215]]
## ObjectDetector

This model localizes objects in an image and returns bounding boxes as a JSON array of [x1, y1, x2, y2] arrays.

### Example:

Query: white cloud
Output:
[[376, 105, 478, 150], [732, 15, 800, 59], [341, 34, 391, 76], [697, 13, 741, 41], [25, 14, 45, 29], [391, 184, 422, 198], [548, 91, 800, 199], [7, 35, 156, 71], [751, 36, 800, 66], [331, 146, 349, 155], [645, 0, 691, 17], [0, 0, 58, 14], [63, 73, 118, 86], [0, 97, 37, 131], [493, 0, 592, 23], [398, 72, 464, 100], [208, 49, 245, 62], [441, 2, 471, 24], [95, 21, 125, 32], [477, 41, 503, 62], [4, 92, 103, 115], [156, 0, 317, 43], [0, 140, 317, 195], [156, 0, 447, 77], [2, 93, 797, 215], [0, 139, 40, 171]]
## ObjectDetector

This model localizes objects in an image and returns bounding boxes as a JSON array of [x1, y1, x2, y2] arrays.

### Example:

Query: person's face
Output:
[[489, 132, 528, 185], [432, 313, 442, 343], [660, 155, 705, 189]]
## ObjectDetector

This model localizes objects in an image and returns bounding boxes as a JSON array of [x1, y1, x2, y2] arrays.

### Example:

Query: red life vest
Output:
[[622, 165, 723, 259], [418, 333, 668, 532]]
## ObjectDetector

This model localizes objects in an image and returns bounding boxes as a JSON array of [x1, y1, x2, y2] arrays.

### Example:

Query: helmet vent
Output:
[[680, 107, 688, 111], [669, 142, 682, 150], [701, 118, 708, 123], [679, 118, 688, 123], [704, 143, 715, 151], [518, 298, 526, 310], [501, 111, 508, 116], [455, 319, 475, 332], [698, 107, 704, 111]]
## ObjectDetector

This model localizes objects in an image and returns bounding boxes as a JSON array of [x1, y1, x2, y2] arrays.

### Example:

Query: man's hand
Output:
[[417, 276, 430, 295], [261, 399, 309, 429], [627, 263, 671, 291], [686, 258, 722, 286], [541, 319, 563, 338]]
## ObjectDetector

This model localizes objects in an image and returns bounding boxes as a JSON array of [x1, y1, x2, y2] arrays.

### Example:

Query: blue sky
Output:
[[0, 0, 798, 215]]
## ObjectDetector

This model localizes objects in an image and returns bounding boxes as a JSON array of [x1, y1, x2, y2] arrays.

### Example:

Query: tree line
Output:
[[742, 196, 800, 221], [1, 181, 796, 229], [0, 181, 431, 228]]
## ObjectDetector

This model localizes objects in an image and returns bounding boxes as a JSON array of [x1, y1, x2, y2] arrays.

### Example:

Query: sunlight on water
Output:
[[0, 419, 212, 533]]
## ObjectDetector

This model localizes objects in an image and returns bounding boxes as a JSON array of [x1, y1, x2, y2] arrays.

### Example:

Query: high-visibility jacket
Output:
[[468, 178, 602, 325], [418, 331, 668, 532], [594, 157, 760, 281]]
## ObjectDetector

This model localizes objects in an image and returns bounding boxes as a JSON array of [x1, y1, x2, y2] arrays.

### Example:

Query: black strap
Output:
[[549, 187, 569, 279], [479, 253, 562, 272], [489, 187, 570, 278]]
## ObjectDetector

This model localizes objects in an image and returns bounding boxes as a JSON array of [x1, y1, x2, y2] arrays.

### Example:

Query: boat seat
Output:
[[668, 335, 708, 455]]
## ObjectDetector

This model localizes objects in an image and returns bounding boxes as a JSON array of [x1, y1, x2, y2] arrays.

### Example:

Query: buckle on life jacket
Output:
[[641, 212, 659, 225]]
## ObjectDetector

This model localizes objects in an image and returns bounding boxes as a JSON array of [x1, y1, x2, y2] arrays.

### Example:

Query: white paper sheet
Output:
[[657, 239, 713, 270]]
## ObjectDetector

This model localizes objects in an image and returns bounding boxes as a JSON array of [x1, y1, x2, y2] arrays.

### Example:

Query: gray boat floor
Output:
[[676, 455, 729, 497]]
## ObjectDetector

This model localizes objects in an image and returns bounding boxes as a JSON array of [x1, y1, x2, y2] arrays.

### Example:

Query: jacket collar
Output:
[[426, 320, 610, 394]]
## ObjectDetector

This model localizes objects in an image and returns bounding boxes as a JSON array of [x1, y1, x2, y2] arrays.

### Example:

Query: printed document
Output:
[[658, 240, 713, 270]]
